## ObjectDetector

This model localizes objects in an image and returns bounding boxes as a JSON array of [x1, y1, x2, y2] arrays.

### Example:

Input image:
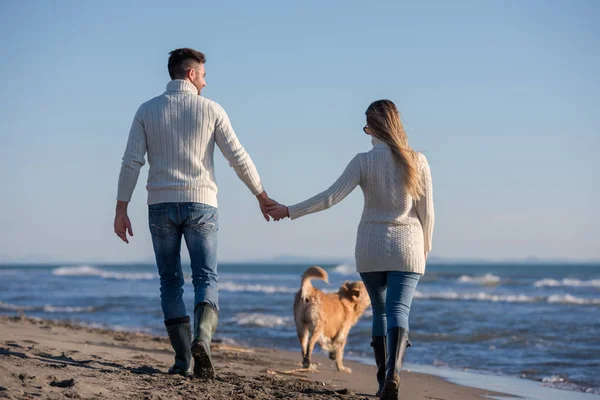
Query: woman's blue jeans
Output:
[[148, 202, 219, 321], [359, 271, 421, 336]]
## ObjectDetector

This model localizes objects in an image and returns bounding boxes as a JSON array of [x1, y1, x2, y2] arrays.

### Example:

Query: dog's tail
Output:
[[300, 266, 329, 300]]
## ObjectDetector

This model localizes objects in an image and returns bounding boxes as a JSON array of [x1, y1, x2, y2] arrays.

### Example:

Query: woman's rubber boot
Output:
[[191, 302, 219, 379], [165, 316, 192, 377], [381, 327, 410, 400], [371, 336, 387, 397]]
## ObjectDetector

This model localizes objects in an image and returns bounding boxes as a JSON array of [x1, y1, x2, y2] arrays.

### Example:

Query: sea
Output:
[[1, 262, 599, 397]]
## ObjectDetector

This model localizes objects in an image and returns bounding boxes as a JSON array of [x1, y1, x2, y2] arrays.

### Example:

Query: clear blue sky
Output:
[[0, 0, 598, 263]]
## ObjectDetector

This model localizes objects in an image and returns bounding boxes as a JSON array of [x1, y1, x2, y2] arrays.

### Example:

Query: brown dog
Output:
[[293, 266, 371, 373]]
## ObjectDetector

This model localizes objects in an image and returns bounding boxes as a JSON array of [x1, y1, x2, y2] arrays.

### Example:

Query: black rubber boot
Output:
[[381, 327, 410, 400], [191, 302, 219, 379], [371, 336, 387, 397], [165, 316, 192, 377]]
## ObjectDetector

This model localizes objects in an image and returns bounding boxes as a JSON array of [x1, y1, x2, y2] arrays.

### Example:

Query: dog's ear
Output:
[[341, 281, 363, 300], [349, 288, 362, 299]]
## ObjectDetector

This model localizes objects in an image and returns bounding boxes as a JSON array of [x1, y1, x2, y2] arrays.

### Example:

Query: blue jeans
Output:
[[149, 202, 219, 321], [359, 271, 420, 336]]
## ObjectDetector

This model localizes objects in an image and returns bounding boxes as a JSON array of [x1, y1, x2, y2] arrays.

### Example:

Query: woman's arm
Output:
[[268, 155, 362, 221], [415, 154, 434, 253]]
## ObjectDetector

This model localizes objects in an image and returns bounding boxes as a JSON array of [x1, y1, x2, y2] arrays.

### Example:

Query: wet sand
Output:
[[0, 316, 510, 399]]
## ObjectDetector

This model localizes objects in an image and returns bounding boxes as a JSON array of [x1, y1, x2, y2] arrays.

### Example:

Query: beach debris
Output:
[[49, 378, 75, 388], [129, 365, 162, 375], [218, 344, 255, 353], [266, 369, 313, 381], [17, 373, 37, 383]]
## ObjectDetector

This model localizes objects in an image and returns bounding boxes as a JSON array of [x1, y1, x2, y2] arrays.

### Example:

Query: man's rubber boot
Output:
[[165, 316, 192, 377], [191, 302, 218, 379]]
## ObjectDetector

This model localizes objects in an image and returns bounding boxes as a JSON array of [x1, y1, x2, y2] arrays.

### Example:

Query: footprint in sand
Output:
[[130, 354, 159, 363]]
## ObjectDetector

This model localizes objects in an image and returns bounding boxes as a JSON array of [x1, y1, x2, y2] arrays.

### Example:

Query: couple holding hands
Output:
[[114, 47, 434, 400]]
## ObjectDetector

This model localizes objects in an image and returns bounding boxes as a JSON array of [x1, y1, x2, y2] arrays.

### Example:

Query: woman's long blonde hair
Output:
[[366, 99, 424, 199]]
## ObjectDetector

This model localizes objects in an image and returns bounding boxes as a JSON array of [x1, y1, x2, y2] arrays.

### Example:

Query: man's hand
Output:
[[256, 191, 277, 222], [114, 201, 133, 243]]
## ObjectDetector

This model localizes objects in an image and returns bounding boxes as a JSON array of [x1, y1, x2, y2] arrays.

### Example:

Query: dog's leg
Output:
[[303, 327, 321, 369], [334, 335, 352, 373], [297, 327, 309, 361]]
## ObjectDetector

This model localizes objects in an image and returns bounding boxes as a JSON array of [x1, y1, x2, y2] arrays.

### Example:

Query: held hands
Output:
[[256, 191, 280, 222], [266, 203, 289, 221], [256, 191, 289, 222]]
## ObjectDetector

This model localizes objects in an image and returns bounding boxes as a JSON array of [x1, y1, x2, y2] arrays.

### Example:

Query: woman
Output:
[[267, 99, 434, 400]]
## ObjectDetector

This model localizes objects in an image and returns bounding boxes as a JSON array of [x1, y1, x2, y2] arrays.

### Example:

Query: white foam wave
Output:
[[534, 278, 600, 288], [331, 264, 357, 276], [0, 301, 95, 313], [0, 301, 37, 311], [52, 266, 156, 280], [219, 281, 296, 294], [42, 305, 96, 313], [547, 294, 600, 305], [457, 273, 501, 286], [542, 375, 567, 384], [414, 291, 600, 305], [415, 291, 535, 303], [231, 313, 292, 328], [540, 375, 594, 393]]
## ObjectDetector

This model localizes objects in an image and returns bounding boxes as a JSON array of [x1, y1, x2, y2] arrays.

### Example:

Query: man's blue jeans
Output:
[[149, 202, 219, 321], [359, 271, 420, 336]]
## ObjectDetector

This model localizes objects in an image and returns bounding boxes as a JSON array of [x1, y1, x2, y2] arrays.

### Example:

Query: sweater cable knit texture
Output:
[[288, 137, 434, 274], [117, 80, 263, 206]]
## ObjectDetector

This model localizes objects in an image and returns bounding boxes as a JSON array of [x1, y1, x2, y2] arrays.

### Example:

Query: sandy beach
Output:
[[0, 316, 511, 400]]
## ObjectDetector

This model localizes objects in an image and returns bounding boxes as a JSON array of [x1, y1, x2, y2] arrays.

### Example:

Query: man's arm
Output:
[[114, 106, 147, 243], [213, 104, 274, 220]]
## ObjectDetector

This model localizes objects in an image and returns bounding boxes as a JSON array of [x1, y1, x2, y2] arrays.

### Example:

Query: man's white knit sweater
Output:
[[288, 137, 434, 275], [117, 80, 263, 206]]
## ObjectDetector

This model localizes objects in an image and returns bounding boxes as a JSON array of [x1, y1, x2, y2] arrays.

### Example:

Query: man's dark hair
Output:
[[168, 48, 206, 80]]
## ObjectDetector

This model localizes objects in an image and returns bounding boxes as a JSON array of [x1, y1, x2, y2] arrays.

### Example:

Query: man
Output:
[[114, 48, 274, 378]]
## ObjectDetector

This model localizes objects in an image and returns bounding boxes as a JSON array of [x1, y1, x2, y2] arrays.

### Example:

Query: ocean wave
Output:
[[230, 313, 293, 328], [219, 273, 296, 282], [414, 291, 600, 305], [540, 375, 598, 393], [457, 273, 501, 286], [547, 294, 600, 305], [219, 281, 297, 294], [52, 266, 156, 280], [0, 301, 95, 313], [331, 264, 357, 276], [534, 278, 600, 288]]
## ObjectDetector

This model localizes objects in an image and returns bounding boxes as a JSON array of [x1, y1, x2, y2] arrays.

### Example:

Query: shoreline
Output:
[[0, 315, 510, 400]]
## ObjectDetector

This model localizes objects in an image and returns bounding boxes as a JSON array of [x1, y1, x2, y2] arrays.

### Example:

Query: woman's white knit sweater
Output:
[[288, 137, 434, 275]]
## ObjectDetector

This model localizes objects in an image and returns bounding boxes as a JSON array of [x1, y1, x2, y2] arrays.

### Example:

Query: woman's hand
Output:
[[266, 204, 290, 221]]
